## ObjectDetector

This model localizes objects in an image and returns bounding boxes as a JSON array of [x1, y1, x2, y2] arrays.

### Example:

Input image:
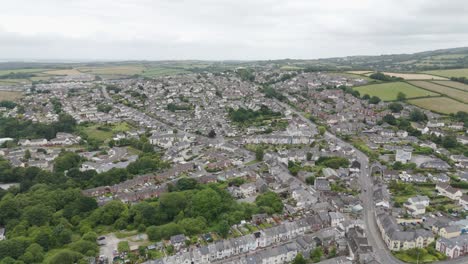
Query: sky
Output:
[[0, 0, 467, 61]]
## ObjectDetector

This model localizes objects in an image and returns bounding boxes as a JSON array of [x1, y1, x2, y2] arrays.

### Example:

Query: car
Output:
[[98, 236, 106, 241]]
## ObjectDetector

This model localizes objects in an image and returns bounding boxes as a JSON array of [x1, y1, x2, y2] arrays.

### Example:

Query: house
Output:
[[460, 195, 468, 210], [376, 212, 434, 251], [404, 196, 430, 216], [439, 225, 462, 239], [436, 183, 463, 201], [170, 234, 187, 250], [395, 149, 412, 164], [314, 178, 331, 192], [239, 182, 256, 197], [329, 212, 345, 227], [436, 235, 468, 259], [0, 227, 4, 241], [18, 138, 48, 147]]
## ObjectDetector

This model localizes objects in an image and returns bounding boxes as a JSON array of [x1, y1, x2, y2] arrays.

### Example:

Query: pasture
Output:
[[43, 69, 83, 75], [78, 65, 145, 76], [347, 70, 373, 75], [407, 97, 468, 114], [141, 67, 191, 77], [408, 81, 468, 103], [0, 90, 23, 101], [353, 82, 439, 101], [423, 68, 468, 78], [431, 81, 468, 92]]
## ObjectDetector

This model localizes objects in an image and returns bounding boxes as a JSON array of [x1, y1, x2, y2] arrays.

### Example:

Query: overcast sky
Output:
[[1, 0, 467, 61]]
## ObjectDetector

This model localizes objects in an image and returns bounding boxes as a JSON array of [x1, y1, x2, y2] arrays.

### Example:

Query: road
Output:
[[277, 100, 468, 264]]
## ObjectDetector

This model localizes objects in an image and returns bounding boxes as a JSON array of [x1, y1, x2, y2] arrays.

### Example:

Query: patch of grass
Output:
[[43, 69, 83, 75], [115, 230, 138, 239], [78, 122, 133, 142], [408, 97, 468, 114], [381, 72, 447, 80], [431, 80, 468, 92], [353, 82, 439, 101]]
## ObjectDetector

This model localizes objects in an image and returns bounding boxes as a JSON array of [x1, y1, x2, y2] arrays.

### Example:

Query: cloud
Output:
[[0, 0, 467, 60]]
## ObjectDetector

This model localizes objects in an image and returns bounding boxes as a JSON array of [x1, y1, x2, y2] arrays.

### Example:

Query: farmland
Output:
[[353, 82, 439, 101], [0, 90, 23, 101], [78, 65, 145, 76], [423, 68, 468, 78], [346, 70, 373, 75], [365, 72, 447, 80], [141, 67, 191, 77], [431, 80, 468, 92], [407, 97, 468, 114], [43, 69, 83, 75], [408, 81, 468, 103]]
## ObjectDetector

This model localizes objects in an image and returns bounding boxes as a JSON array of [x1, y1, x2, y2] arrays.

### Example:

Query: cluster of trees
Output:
[[236, 68, 255, 82], [316, 156, 350, 169], [450, 76, 468, 85], [288, 161, 302, 176], [0, 185, 99, 263], [260, 86, 287, 102], [409, 109, 427, 122], [369, 72, 403, 82], [388, 102, 403, 113], [0, 101, 17, 109], [362, 94, 381, 104], [451, 111, 468, 127], [96, 104, 112, 113], [167, 103, 192, 112], [337, 85, 360, 98], [0, 115, 76, 140], [228, 105, 281, 124]]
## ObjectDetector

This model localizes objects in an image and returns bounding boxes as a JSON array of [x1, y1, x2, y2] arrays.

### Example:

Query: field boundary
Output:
[[405, 81, 468, 105], [428, 80, 468, 93]]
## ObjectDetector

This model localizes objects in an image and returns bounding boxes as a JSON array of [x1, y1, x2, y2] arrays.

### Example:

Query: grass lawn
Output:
[[0, 91, 23, 101], [353, 82, 439, 101], [408, 97, 468, 114], [423, 68, 468, 78], [78, 122, 133, 141], [408, 81, 468, 103]]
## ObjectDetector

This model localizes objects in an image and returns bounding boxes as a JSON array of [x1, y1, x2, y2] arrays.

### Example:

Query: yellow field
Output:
[[408, 81, 468, 103], [431, 81, 468, 92], [408, 97, 468, 114], [0, 91, 23, 101], [43, 69, 83, 75], [381, 72, 447, 80], [347, 71, 373, 75]]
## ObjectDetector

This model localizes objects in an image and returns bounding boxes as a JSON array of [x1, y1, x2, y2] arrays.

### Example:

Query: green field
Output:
[[141, 67, 191, 77], [408, 97, 468, 114], [353, 82, 439, 101], [424, 68, 468, 78], [77, 122, 133, 141], [408, 81, 468, 103], [78, 65, 145, 76]]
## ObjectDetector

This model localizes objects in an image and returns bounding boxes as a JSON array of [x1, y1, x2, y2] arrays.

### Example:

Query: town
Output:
[[1, 61, 468, 264]]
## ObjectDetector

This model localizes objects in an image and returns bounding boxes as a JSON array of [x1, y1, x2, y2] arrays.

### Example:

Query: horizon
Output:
[[1, 0, 468, 61]]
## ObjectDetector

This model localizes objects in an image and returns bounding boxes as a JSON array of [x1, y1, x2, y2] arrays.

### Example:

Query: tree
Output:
[[23, 150, 31, 160], [53, 152, 82, 173], [442, 135, 458, 149], [292, 253, 307, 264], [176, 178, 198, 191], [362, 94, 370, 100], [207, 129, 216, 138], [255, 192, 283, 214], [389, 102, 403, 113], [409, 109, 427, 122], [255, 147, 264, 161], [306, 176, 315, 185], [192, 188, 222, 222], [318, 126, 326, 136], [368, 96, 381, 104], [311, 247, 324, 263], [382, 114, 397, 125], [306, 152, 313, 161], [216, 220, 230, 238], [47, 249, 83, 264], [397, 92, 407, 101]]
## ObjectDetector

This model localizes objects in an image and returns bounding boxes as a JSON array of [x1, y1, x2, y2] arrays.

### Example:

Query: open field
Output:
[[423, 68, 468, 78], [43, 69, 83, 75], [78, 65, 145, 76], [407, 97, 468, 114], [380, 72, 447, 80], [77, 122, 133, 142], [347, 70, 373, 75], [0, 68, 49, 75], [408, 81, 468, 103], [141, 67, 191, 77], [353, 82, 439, 101], [431, 80, 468, 92], [0, 79, 31, 85], [0, 91, 23, 101]]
